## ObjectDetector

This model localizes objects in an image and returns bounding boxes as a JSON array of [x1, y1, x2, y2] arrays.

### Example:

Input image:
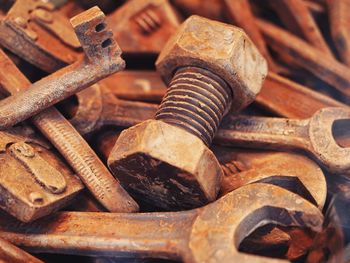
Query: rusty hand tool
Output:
[[327, 0, 350, 66], [106, 0, 181, 55], [222, 0, 277, 71], [215, 148, 326, 209], [268, 0, 334, 58], [108, 15, 268, 210], [0, 126, 82, 222], [0, 183, 323, 263], [0, 6, 126, 129], [0, 237, 43, 263], [215, 148, 326, 259], [0, 0, 81, 72], [0, 52, 138, 212], [215, 107, 350, 174], [69, 85, 158, 136], [257, 19, 350, 102]]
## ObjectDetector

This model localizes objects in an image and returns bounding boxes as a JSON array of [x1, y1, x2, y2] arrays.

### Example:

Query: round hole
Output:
[[95, 23, 106, 32], [102, 38, 113, 48]]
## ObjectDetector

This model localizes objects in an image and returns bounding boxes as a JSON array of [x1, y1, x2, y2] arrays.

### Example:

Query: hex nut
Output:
[[156, 15, 268, 111], [108, 120, 222, 210]]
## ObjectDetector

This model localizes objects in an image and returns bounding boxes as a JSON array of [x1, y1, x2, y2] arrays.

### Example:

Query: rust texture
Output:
[[0, 183, 323, 262], [0, 6, 125, 129], [215, 107, 350, 174], [0, 237, 43, 263], [108, 15, 267, 210], [0, 21, 138, 212], [327, 0, 350, 66], [257, 18, 350, 102], [268, 0, 333, 58], [0, 126, 83, 222]]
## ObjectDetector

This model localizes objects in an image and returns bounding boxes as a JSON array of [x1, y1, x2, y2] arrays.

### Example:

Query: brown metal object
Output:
[[0, 51, 138, 212], [327, 0, 350, 66], [216, 148, 326, 260], [268, 0, 334, 58], [107, 0, 181, 54], [258, 72, 347, 118], [0, 237, 43, 263], [215, 107, 350, 174], [257, 19, 350, 101], [0, 183, 323, 262], [0, 0, 81, 72], [108, 15, 267, 210], [0, 126, 83, 222], [222, 0, 277, 71], [0, 6, 125, 129], [216, 148, 326, 209], [69, 85, 158, 136], [101, 70, 166, 102]]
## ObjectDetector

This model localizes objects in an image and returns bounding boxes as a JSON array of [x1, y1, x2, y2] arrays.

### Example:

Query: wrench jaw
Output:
[[187, 183, 323, 263], [308, 107, 350, 174], [70, 6, 125, 76]]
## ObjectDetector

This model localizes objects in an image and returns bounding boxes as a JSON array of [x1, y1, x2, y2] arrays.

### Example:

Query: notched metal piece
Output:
[[71, 6, 123, 69]]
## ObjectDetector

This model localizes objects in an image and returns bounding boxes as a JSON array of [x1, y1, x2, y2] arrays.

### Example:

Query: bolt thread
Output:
[[155, 66, 232, 146]]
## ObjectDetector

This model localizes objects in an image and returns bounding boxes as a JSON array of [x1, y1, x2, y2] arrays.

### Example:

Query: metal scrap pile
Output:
[[0, 0, 349, 262]]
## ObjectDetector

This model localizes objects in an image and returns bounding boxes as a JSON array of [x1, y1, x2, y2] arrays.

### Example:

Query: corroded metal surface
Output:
[[0, 6, 125, 129], [216, 107, 350, 174], [0, 26, 137, 212], [0, 127, 83, 222], [0, 237, 43, 263], [0, 183, 323, 263]]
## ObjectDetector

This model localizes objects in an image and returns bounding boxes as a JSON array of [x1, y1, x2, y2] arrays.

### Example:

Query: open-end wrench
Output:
[[0, 44, 138, 212], [0, 237, 43, 263], [0, 183, 323, 263], [215, 107, 350, 174], [0, 6, 125, 129], [215, 148, 327, 209]]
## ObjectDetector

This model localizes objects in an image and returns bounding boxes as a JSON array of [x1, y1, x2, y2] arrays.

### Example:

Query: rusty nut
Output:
[[156, 15, 268, 111]]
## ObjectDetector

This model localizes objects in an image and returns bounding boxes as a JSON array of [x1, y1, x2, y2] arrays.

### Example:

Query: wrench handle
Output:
[[215, 115, 312, 151], [0, 211, 194, 260]]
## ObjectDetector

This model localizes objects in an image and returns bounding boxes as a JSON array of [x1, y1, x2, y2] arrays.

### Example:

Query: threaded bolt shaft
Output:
[[155, 66, 232, 146]]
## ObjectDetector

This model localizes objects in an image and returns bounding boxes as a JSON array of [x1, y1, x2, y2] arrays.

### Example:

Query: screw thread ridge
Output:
[[155, 66, 232, 145]]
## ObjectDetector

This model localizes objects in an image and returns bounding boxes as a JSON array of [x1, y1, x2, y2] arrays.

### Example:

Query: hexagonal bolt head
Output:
[[108, 120, 222, 210], [156, 15, 268, 112]]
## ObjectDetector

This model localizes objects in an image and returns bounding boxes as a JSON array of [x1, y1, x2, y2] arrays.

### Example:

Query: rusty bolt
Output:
[[108, 15, 267, 210]]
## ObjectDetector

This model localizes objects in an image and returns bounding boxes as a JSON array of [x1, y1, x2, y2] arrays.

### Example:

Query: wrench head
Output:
[[309, 107, 350, 173], [215, 148, 327, 209], [187, 183, 323, 263], [108, 119, 222, 210], [156, 15, 268, 111], [70, 6, 125, 73]]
